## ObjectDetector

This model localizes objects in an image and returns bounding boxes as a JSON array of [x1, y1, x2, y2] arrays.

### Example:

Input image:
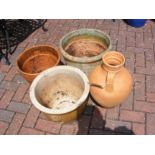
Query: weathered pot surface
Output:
[[30, 66, 90, 122], [89, 51, 133, 108], [17, 45, 60, 83], [65, 37, 107, 57], [59, 29, 112, 75]]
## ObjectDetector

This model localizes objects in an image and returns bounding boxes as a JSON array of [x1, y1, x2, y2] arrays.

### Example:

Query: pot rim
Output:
[[29, 65, 90, 115], [59, 28, 112, 63], [16, 45, 61, 76]]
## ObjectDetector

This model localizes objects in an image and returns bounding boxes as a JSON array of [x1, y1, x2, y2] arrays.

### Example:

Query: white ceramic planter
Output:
[[30, 65, 90, 122]]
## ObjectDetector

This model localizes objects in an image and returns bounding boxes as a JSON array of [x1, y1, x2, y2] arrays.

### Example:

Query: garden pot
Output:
[[89, 51, 133, 108], [126, 19, 147, 28], [29, 66, 90, 122], [59, 29, 112, 75], [17, 45, 60, 83]]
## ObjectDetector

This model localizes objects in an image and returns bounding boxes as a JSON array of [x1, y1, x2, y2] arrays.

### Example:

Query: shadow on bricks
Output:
[[77, 103, 135, 135]]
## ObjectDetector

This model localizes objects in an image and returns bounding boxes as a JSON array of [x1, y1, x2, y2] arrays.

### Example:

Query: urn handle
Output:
[[106, 71, 116, 92], [89, 82, 105, 89]]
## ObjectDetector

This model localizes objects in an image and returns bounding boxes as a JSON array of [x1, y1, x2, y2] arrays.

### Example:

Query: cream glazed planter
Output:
[[29, 66, 90, 122]]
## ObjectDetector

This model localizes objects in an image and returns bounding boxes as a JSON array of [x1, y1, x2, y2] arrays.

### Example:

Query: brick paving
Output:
[[0, 19, 155, 135]]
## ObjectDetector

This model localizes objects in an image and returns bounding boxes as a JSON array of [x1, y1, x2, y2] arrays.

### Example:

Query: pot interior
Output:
[[22, 54, 57, 74], [18, 46, 59, 74], [63, 34, 109, 58], [35, 72, 85, 111]]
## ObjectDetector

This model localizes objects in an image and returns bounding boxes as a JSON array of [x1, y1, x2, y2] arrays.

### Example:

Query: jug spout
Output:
[[102, 51, 125, 72]]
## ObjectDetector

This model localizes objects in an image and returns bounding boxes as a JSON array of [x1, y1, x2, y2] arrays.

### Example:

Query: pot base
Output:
[[44, 99, 88, 122]]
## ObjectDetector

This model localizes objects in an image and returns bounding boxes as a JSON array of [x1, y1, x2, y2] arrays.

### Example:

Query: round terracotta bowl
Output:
[[17, 45, 60, 83], [29, 66, 90, 122]]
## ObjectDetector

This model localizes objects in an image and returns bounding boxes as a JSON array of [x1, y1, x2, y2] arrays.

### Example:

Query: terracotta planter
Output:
[[59, 29, 112, 75], [17, 45, 60, 83], [30, 66, 90, 122], [89, 51, 133, 108]]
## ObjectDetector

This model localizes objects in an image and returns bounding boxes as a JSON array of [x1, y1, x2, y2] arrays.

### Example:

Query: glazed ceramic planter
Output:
[[89, 51, 133, 108], [59, 29, 112, 75], [30, 66, 90, 122], [17, 45, 60, 83]]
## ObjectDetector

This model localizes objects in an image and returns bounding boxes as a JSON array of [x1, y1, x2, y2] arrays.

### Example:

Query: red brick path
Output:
[[0, 19, 155, 135]]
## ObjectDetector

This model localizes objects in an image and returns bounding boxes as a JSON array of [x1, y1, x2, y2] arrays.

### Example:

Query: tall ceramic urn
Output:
[[89, 51, 132, 108]]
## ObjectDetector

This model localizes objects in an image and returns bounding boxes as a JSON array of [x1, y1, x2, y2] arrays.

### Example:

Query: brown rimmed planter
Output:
[[30, 66, 90, 122], [17, 45, 60, 83]]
